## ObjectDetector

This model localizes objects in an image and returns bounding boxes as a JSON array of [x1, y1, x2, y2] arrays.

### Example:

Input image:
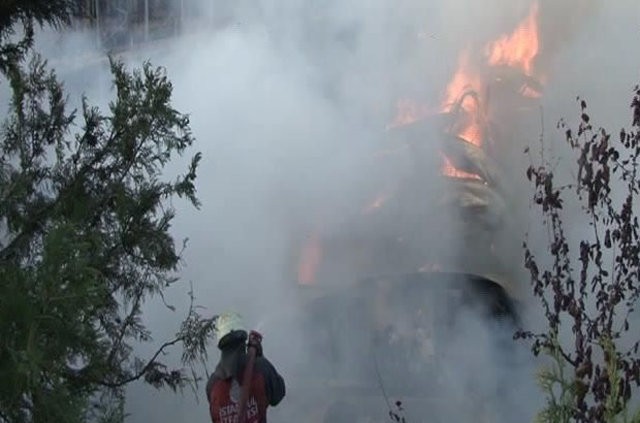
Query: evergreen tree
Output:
[[0, 2, 214, 422]]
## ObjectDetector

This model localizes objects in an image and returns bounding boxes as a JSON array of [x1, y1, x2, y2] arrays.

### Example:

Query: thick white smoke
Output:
[[25, 0, 640, 421]]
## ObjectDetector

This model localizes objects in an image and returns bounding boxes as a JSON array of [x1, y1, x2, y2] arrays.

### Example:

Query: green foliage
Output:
[[0, 3, 216, 422], [0, 0, 75, 75], [534, 334, 578, 423]]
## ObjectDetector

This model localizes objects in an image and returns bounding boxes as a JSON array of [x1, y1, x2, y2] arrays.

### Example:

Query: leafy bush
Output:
[[518, 87, 640, 423]]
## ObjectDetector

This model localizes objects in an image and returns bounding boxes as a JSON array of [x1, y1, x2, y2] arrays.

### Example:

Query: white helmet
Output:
[[214, 312, 246, 347]]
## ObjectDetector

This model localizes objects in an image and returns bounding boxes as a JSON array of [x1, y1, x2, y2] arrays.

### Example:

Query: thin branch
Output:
[[98, 336, 183, 389]]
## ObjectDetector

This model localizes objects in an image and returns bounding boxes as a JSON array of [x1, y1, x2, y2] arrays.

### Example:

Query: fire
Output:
[[441, 155, 482, 180], [387, 98, 433, 129], [520, 84, 542, 99], [383, 2, 543, 182], [298, 232, 323, 285], [455, 94, 483, 146], [486, 2, 540, 76], [441, 52, 482, 114], [437, 1, 541, 176], [441, 51, 484, 147]]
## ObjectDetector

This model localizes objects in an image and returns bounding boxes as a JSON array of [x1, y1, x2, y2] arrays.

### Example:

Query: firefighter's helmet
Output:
[[214, 312, 247, 349]]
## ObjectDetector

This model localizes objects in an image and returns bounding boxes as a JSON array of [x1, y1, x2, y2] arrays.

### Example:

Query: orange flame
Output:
[[486, 2, 540, 76], [441, 51, 484, 147], [441, 52, 482, 114], [521, 84, 542, 99], [298, 232, 322, 285], [441, 155, 482, 180], [456, 95, 483, 146], [389, 1, 542, 181], [387, 98, 433, 129]]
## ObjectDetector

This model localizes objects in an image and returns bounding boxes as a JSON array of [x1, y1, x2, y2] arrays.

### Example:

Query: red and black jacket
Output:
[[206, 354, 285, 423]]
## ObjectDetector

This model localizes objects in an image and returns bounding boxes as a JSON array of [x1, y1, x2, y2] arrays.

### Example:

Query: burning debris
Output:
[[294, 1, 544, 289], [486, 2, 540, 76], [384, 1, 543, 281]]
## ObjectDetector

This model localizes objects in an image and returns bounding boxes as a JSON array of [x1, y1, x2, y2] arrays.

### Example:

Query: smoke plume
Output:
[[24, 0, 640, 421]]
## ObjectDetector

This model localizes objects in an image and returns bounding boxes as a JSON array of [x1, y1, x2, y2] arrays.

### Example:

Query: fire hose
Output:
[[237, 330, 262, 423]]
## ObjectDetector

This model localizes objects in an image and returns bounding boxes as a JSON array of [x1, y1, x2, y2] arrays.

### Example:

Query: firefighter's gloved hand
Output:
[[248, 330, 263, 357]]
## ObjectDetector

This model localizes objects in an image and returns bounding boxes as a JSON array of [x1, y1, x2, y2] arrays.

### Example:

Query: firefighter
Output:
[[206, 313, 285, 423]]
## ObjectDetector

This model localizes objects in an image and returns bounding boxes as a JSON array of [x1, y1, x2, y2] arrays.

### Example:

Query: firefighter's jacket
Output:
[[206, 352, 285, 423]]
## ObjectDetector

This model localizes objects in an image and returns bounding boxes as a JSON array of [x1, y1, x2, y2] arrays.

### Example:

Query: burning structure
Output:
[[295, 1, 543, 293], [278, 3, 546, 420]]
